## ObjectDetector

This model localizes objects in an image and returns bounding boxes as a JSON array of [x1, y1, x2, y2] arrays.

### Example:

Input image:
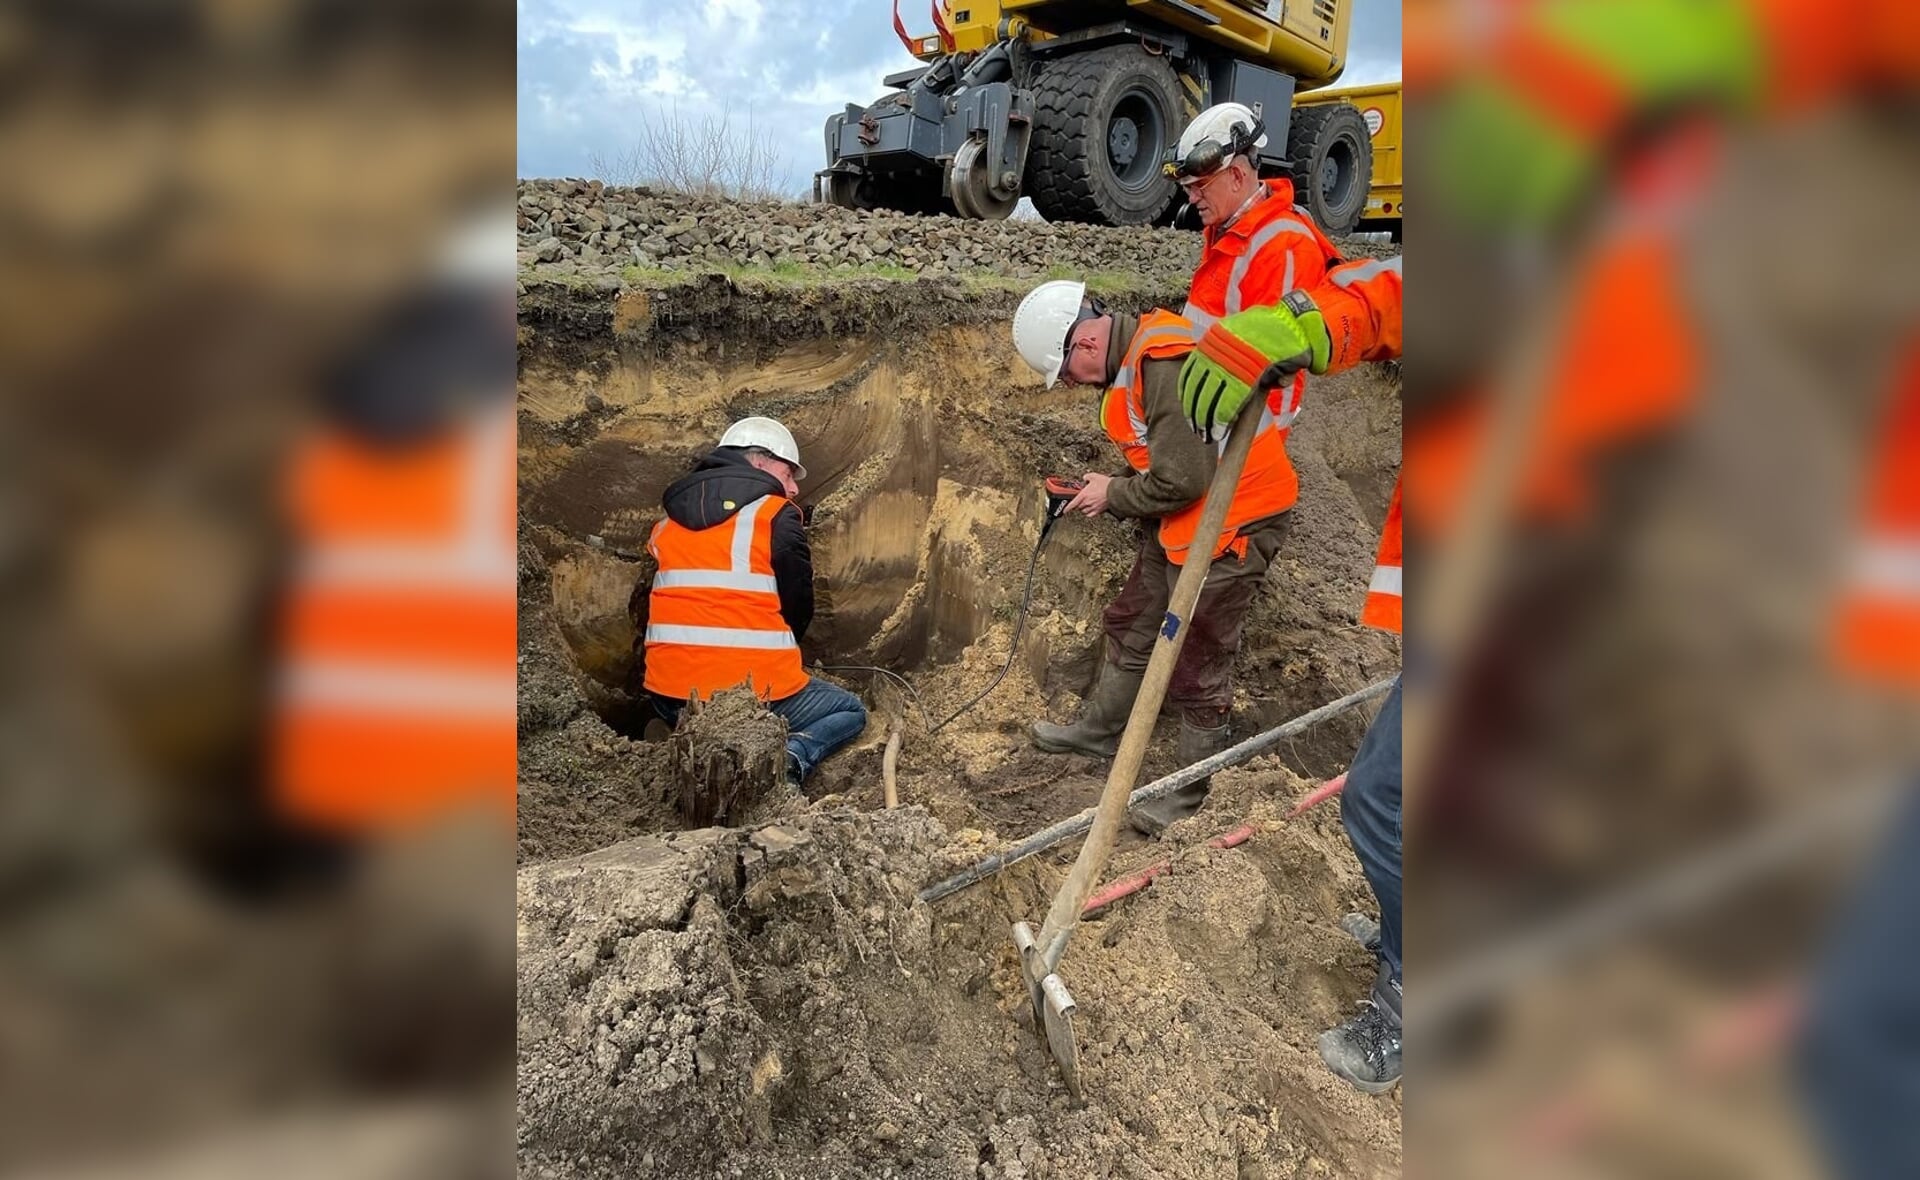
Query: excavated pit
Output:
[[517, 273, 1403, 1178]]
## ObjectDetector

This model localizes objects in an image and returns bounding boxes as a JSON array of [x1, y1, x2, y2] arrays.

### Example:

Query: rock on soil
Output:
[[517, 178, 1397, 293]]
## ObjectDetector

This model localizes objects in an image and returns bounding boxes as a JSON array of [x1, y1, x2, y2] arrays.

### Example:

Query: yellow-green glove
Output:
[[1180, 294, 1330, 441], [1432, 0, 1763, 230]]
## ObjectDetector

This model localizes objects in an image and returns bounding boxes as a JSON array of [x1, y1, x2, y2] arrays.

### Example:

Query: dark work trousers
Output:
[[1341, 675, 1403, 996], [1796, 781, 1920, 1180], [1101, 514, 1288, 726]]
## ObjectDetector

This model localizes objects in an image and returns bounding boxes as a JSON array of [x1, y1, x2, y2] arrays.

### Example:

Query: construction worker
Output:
[[1012, 278, 1299, 836], [642, 416, 867, 784], [272, 211, 517, 839], [1171, 102, 1345, 434], [1180, 255, 1403, 1092]]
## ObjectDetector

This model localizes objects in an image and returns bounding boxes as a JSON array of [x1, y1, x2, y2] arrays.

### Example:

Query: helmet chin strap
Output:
[[1219, 175, 1266, 232]]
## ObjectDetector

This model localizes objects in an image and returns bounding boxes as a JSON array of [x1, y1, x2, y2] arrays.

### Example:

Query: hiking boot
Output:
[[1340, 912, 1383, 953], [1128, 717, 1230, 837], [1319, 978, 1402, 1094], [1031, 665, 1144, 757]]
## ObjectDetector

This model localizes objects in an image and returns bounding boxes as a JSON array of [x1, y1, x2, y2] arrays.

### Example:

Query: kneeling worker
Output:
[[1012, 280, 1300, 835], [642, 416, 867, 783]]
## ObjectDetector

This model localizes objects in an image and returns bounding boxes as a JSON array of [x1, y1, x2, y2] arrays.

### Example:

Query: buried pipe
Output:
[[1081, 772, 1349, 916], [918, 678, 1394, 905], [882, 724, 903, 810]]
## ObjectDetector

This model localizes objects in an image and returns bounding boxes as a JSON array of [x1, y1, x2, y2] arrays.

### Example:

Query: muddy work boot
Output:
[[1128, 717, 1230, 837], [1031, 666, 1144, 757], [1319, 977, 1402, 1094]]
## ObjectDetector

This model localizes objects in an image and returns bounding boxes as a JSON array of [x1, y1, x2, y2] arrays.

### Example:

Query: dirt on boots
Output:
[[1128, 717, 1231, 837], [1031, 664, 1144, 757]]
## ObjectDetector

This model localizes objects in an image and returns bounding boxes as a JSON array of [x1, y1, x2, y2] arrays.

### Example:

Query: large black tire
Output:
[[1027, 45, 1186, 227], [1287, 102, 1372, 236]]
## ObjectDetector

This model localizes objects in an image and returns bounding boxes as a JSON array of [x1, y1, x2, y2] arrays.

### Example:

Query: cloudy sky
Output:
[[517, 0, 1402, 193]]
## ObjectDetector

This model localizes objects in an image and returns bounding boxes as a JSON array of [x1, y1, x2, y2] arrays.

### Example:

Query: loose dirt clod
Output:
[[668, 686, 789, 826]]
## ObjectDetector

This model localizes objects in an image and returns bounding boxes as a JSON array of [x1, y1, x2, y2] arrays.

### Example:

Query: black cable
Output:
[[808, 661, 929, 723], [926, 515, 1057, 735]]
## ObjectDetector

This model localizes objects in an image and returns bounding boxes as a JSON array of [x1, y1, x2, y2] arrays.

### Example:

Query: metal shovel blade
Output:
[[1012, 921, 1046, 1027], [1039, 971, 1082, 1100], [1013, 921, 1083, 1099]]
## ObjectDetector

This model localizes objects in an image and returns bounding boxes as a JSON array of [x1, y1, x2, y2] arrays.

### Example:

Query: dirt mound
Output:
[[667, 686, 791, 827], [518, 789, 1397, 1180], [517, 531, 676, 863]]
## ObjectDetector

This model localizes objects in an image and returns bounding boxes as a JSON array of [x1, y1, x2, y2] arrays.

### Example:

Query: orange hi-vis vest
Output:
[[1362, 478, 1403, 634], [1184, 180, 1343, 432], [274, 405, 517, 832], [643, 493, 808, 702], [1099, 310, 1299, 565], [1834, 347, 1920, 685]]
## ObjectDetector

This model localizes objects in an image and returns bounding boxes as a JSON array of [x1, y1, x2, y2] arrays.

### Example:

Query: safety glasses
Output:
[[1060, 295, 1109, 358]]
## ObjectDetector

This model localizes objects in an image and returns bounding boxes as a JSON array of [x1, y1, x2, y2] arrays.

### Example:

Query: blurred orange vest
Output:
[[1099, 310, 1298, 564], [1835, 348, 1920, 684], [1362, 479, 1403, 634], [643, 493, 808, 701], [273, 406, 517, 832]]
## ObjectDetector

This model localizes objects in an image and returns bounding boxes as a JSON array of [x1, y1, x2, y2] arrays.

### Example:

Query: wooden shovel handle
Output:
[[1034, 396, 1265, 957]]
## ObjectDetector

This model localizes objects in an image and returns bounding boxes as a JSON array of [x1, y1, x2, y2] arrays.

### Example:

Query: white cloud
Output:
[[519, 0, 1402, 194]]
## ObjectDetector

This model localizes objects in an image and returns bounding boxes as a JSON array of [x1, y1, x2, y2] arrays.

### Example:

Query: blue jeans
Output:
[[1341, 676, 1402, 991], [652, 678, 868, 782], [1796, 782, 1920, 1180]]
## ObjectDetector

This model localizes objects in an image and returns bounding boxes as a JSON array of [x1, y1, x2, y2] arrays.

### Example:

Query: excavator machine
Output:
[[815, 0, 1374, 233]]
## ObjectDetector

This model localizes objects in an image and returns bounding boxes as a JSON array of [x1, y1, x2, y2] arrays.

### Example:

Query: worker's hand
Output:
[[1179, 296, 1330, 442], [1067, 472, 1112, 517]]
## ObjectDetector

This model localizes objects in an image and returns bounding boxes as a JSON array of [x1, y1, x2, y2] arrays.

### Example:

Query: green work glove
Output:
[[1180, 294, 1330, 442], [1433, 0, 1763, 231]]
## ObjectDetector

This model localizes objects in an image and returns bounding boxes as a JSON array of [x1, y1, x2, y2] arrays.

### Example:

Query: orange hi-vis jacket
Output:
[[274, 405, 517, 832], [1307, 254, 1406, 635], [1834, 346, 1920, 685], [1185, 179, 1345, 429], [1100, 309, 1298, 564], [643, 493, 809, 701], [1363, 481, 1404, 634]]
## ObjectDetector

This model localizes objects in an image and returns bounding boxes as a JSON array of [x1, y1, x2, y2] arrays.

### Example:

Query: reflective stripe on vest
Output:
[[1361, 480, 1403, 634], [652, 569, 781, 593], [643, 493, 809, 701], [1099, 311, 1298, 565], [274, 404, 518, 832], [1334, 256, 1403, 287], [1834, 357, 1920, 683], [646, 623, 798, 649], [1225, 212, 1318, 313]]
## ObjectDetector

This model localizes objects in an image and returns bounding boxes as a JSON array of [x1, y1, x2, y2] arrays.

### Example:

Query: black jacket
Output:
[[657, 448, 814, 641]]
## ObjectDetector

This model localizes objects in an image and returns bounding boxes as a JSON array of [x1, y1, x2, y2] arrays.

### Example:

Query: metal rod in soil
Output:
[[918, 676, 1394, 904]]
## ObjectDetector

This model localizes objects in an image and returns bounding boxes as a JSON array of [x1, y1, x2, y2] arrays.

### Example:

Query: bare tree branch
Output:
[[587, 102, 793, 201]]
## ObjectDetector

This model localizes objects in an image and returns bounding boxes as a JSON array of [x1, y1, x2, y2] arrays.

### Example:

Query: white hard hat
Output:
[[438, 207, 517, 287], [719, 416, 807, 480], [1012, 279, 1088, 388], [1173, 102, 1269, 175]]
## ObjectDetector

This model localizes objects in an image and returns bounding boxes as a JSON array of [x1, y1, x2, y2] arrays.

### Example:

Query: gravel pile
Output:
[[517, 177, 1205, 285]]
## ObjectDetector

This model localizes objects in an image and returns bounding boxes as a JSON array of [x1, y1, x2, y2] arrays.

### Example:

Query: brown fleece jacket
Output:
[[1100, 312, 1216, 520]]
